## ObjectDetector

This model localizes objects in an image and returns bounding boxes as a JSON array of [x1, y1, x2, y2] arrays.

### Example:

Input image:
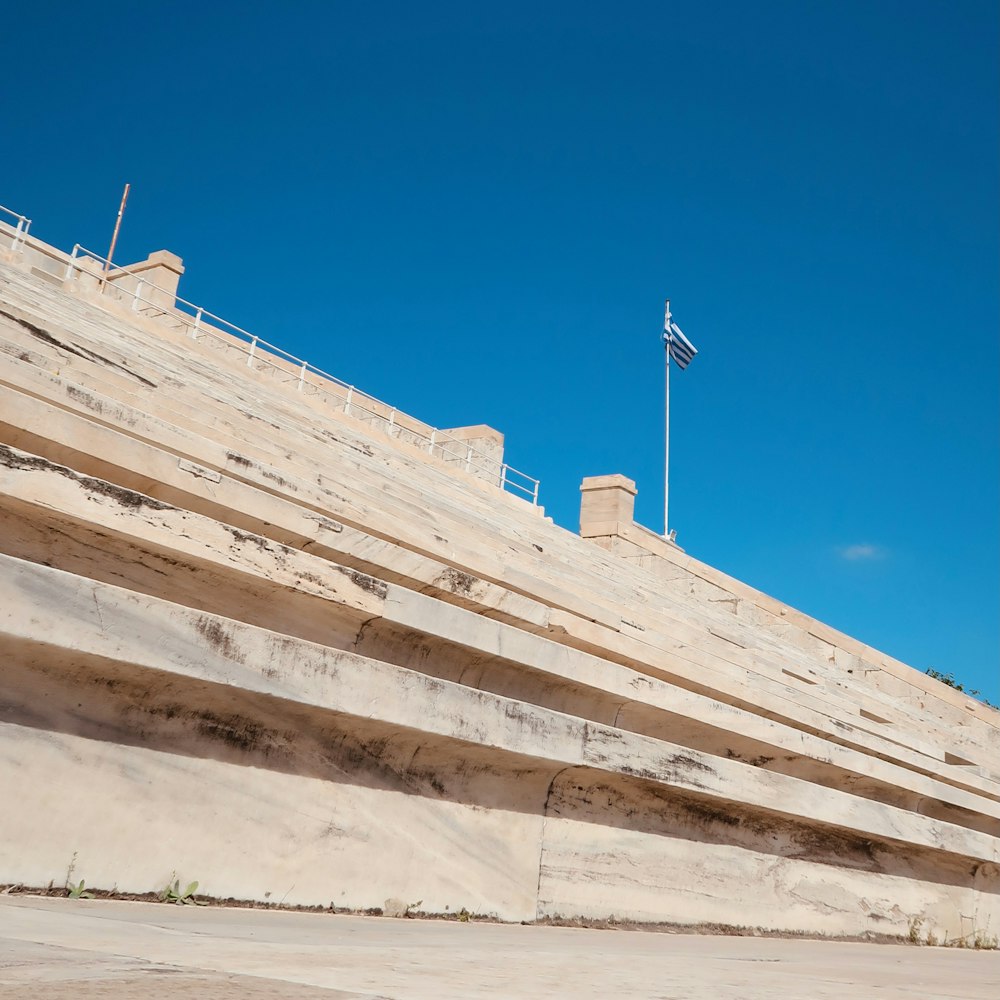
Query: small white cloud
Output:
[[839, 543, 884, 562]]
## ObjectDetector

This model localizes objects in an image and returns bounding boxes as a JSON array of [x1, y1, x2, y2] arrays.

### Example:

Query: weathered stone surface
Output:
[[0, 235, 997, 944]]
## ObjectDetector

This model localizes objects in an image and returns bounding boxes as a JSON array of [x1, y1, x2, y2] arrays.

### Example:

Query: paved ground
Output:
[[1, 895, 998, 999]]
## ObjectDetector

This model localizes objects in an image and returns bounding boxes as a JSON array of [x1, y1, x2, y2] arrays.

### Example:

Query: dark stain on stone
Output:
[[226, 452, 253, 468], [65, 384, 102, 409], [322, 430, 374, 458], [78, 477, 174, 510], [667, 753, 715, 774], [724, 749, 776, 768], [436, 568, 478, 596], [0, 308, 157, 387], [676, 797, 745, 830], [0, 446, 175, 512], [789, 826, 879, 869], [195, 710, 269, 753], [338, 567, 388, 599], [237, 409, 282, 431], [0, 445, 58, 473], [227, 527, 272, 551], [195, 616, 242, 661], [341, 438, 375, 459]]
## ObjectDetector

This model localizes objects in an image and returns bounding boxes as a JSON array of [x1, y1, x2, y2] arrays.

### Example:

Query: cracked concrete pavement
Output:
[[1, 896, 998, 999]]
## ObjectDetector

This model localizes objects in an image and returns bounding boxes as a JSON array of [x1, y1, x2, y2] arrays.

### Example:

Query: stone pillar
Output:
[[580, 474, 637, 537], [106, 250, 185, 309], [437, 425, 505, 486]]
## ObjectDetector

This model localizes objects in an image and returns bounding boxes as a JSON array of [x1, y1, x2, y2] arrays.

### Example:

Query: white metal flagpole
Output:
[[663, 298, 671, 538]]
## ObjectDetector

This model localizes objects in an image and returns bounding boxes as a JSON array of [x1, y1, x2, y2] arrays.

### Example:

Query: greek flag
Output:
[[663, 318, 698, 370]]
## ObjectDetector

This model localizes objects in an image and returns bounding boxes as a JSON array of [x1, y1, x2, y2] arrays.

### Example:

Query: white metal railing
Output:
[[55, 243, 540, 505], [0, 205, 31, 254]]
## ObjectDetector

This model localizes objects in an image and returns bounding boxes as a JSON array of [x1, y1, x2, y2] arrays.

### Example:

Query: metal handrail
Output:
[[0, 205, 31, 254], [58, 243, 541, 505]]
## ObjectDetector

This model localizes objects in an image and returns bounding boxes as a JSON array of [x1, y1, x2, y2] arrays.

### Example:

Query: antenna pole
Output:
[[103, 182, 131, 277]]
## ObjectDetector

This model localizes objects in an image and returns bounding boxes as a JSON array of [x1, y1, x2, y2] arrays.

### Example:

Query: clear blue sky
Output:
[[5, 2, 997, 698]]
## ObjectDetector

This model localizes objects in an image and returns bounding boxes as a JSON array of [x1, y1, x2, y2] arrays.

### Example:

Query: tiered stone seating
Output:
[[1, 247, 997, 940]]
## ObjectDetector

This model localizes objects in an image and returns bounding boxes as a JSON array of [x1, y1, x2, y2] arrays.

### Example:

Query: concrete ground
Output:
[[0, 895, 997, 1000]]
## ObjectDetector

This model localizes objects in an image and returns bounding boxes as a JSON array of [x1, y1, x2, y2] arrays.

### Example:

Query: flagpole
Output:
[[663, 298, 671, 538]]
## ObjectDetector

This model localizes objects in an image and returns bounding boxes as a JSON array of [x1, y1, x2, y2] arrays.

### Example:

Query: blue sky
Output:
[[5, 1, 997, 698]]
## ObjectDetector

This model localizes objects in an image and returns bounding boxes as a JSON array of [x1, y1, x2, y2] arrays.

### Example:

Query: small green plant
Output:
[[64, 851, 78, 889], [159, 878, 207, 906], [925, 930, 939, 947], [907, 917, 924, 944], [457, 907, 471, 923], [925, 669, 998, 710], [67, 879, 93, 899]]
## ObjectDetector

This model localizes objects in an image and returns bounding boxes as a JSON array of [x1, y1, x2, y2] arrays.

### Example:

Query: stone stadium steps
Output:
[[2, 248, 999, 936], [4, 551, 998, 867], [0, 262, 996, 780], [4, 353, 989, 794], [0, 288, 992, 796], [4, 439, 997, 840]]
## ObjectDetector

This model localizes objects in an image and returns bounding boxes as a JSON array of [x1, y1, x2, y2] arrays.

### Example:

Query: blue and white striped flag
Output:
[[662, 316, 698, 370]]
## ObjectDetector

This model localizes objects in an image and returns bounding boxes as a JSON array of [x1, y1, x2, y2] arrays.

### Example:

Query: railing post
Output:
[[132, 278, 144, 311], [533, 480, 540, 506], [298, 361, 308, 391], [247, 337, 258, 367], [63, 244, 79, 282], [500, 464, 508, 491], [11, 217, 24, 252], [191, 308, 203, 339], [387, 407, 396, 435], [465, 444, 473, 472], [345, 386, 354, 415], [427, 430, 436, 455]]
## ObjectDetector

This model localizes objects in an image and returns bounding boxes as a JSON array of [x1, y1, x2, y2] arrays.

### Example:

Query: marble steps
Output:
[[0, 345, 959, 768], [4, 551, 998, 869], [3, 379, 997, 809], [6, 443, 1000, 837], [3, 266, 996, 772]]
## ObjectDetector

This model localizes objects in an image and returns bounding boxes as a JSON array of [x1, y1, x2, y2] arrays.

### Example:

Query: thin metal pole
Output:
[[664, 298, 671, 538], [64, 244, 80, 282], [103, 183, 131, 283]]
